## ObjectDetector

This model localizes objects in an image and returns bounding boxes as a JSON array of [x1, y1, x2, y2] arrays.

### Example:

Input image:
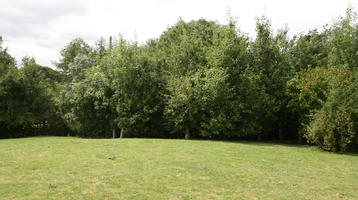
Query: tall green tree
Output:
[[166, 67, 232, 139], [21, 57, 67, 135], [159, 19, 237, 139], [206, 18, 266, 138], [249, 17, 294, 140], [328, 8, 358, 68], [103, 38, 166, 138], [56, 38, 103, 136], [59, 66, 115, 137]]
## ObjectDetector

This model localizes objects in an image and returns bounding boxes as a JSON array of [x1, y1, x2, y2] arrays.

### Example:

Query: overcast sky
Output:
[[0, 0, 357, 68]]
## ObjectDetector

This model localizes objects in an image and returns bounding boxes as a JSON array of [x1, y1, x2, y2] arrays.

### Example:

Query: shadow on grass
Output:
[[194, 139, 358, 157], [331, 151, 358, 157], [187, 138, 312, 149]]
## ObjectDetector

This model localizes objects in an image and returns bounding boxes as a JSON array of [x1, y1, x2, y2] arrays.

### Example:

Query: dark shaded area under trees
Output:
[[1, 8, 358, 152]]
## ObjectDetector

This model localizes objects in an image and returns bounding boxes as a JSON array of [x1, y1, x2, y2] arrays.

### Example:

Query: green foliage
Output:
[[56, 38, 93, 75], [0, 55, 66, 138], [0, 36, 16, 75], [56, 38, 109, 137], [306, 69, 358, 151], [287, 67, 349, 134], [0, 66, 29, 137], [290, 29, 329, 71], [205, 19, 265, 137], [288, 9, 358, 149], [249, 17, 294, 139], [161, 19, 246, 138], [60, 66, 114, 137], [328, 7, 358, 68], [166, 67, 232, 138], [107, 39, 166, 137], [158, 19, 220, 75], [287, 66, 358, 151]]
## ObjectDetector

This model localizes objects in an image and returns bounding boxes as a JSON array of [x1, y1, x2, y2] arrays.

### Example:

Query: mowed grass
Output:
[[0, 137, 357, 199]]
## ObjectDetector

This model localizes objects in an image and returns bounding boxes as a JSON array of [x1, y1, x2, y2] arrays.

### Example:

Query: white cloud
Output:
[[0, 0, 356, 68]]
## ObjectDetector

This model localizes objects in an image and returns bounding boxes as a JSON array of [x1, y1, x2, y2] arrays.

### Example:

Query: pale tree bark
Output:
[[185, 126, 190, 140], [120, 128, 125, 138], [109, 36, 113, 51], [112, 126, 116, 138]]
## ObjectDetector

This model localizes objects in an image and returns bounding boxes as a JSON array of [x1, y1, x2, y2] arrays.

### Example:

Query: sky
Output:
[[0, 0, 357, 68]]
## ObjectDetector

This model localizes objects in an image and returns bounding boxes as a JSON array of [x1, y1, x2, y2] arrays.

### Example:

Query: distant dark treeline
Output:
[[1, 8, 358, 152]]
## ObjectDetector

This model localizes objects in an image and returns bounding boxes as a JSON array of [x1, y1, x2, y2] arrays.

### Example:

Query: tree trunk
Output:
[[120, 128, 125, 138], [112, 126, 116, 138], [109, 36, 113, 51], [185, 126, 190, 140], [257, 135, 262, 141]]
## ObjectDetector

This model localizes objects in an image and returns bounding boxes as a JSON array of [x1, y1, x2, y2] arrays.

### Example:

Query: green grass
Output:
[[0, 137, 357, 199]]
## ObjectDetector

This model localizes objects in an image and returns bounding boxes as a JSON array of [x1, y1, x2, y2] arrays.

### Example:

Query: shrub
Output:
[[305, 69, 358, 151]]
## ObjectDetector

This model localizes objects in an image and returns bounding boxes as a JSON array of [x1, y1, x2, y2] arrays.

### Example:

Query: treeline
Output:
[[1, 9, 358, 152]]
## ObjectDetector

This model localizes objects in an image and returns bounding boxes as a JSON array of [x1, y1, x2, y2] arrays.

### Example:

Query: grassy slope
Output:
[[0, 137, 357, 200]]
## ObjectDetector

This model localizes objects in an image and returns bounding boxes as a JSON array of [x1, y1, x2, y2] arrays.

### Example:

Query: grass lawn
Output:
[[0, 137, 357, 199]]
